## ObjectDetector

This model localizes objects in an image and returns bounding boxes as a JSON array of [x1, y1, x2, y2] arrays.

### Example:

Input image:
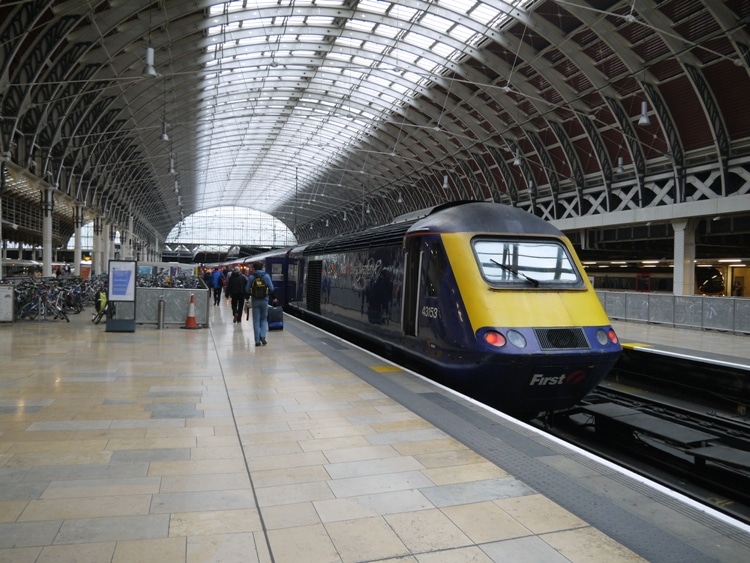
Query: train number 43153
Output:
[[421, 306, 439, 319]]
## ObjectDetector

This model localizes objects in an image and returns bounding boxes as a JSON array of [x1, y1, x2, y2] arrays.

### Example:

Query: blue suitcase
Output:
[[267, 305, 283, 330]]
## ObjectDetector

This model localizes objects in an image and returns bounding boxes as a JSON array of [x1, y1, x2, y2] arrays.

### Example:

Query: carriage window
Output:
[[473, 238, 583, 288], [425, 242, 447, 297]]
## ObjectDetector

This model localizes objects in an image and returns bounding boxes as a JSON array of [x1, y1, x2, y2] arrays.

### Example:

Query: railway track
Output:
[[539, 384, 750, 525]]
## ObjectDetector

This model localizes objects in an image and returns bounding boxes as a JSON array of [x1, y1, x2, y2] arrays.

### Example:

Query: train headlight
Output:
[[483, 330, 506, 347], [596, 328, 618, 345], [506, 330, 527, 348]]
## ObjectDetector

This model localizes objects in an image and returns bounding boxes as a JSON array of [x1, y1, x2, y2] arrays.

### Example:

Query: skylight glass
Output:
[[197, 0, 534, 214]]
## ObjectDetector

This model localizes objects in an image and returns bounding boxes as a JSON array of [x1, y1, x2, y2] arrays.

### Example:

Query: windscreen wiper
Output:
[[490, 259, 540, 287]]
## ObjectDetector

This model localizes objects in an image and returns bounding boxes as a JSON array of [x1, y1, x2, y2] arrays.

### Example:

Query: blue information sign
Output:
[[108, 260, 136, 302], [111, 269, 132, 297]]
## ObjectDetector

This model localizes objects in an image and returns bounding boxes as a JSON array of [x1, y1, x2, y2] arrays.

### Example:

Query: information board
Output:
[[106, 260, 136, 332], [108, 260, 136, 302]]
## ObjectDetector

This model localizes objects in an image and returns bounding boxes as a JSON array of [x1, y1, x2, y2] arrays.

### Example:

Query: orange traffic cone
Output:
[[181, 293, 201, 329]]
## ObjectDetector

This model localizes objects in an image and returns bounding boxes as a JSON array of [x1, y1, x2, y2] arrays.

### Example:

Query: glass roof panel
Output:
[[358, 0, 390, 16], [402, 30, 435, 50], [372, 23, 400, 39], [348, 20, 377, 33], [448, 24, 479, 44], [420, 13, 454, 35], [194, 0, 535, 214], [469, 3, 504, 24], [362, 42, 387, 55], [433, 43, 456, 59]]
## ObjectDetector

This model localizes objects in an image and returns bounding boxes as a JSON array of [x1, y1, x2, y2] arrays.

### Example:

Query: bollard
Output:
[[157, 299, 165, 329]]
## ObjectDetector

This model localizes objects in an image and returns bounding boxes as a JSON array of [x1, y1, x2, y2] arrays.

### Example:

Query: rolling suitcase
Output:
[[267, 305, 284, 330]]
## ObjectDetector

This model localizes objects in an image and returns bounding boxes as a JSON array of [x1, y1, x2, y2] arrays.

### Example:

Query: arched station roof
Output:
[[1, 0, 749, 257]]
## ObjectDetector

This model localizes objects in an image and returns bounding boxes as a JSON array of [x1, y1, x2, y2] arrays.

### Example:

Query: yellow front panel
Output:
[[441, 232, 611, 329]]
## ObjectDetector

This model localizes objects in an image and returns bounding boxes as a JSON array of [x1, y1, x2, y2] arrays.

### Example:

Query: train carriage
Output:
[[272, 201, 622, 417]]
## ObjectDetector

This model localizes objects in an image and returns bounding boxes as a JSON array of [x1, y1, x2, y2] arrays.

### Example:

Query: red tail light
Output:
[[483, 330, 506, 347], [608, 328, 619, 344]]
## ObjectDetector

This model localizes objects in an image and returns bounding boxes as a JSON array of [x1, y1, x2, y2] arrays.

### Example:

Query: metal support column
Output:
[[92, 216, 103, 276], [73, 204, 83, 277], [42, 187, 55, 277], [126, 215, 134, 260], [109, 224, 117, 260], [0, 158, 5, 281], [672, 218, 696, 296], [102, 220, 110, 266]]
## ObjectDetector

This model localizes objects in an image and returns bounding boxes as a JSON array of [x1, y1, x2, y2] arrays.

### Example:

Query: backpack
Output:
[[250, 274, 268, 299]]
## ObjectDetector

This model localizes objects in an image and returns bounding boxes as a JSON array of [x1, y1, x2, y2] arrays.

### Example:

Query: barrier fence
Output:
[[598, 291, 750, 334]]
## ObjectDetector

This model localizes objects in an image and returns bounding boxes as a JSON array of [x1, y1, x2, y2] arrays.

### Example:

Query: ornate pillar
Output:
[[109, 224, 117, 260], [73, 204, 84, 277], [102, 220, 111, 271], [125, 215, 134, 260], [100, 216, 108, 271], [0, 158, 5, 281], [41, 187, 55, 277], [92, 216, 103, 276]]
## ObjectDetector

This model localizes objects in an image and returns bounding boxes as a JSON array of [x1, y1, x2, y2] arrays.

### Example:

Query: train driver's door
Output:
[[402, 235, 422, 336]]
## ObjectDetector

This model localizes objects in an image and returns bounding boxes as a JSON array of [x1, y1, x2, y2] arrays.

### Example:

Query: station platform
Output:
[[612, 320, 750, 370], [1, 304, 749, 562]]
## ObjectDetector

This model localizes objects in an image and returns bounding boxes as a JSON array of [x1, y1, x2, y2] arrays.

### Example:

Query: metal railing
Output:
[[597, 291, 750, 334]]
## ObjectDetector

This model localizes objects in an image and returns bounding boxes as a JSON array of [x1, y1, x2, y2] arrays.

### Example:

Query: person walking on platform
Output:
[[246, 260, 274, 346], [203, 267, 213, 298], [227, 267, 248, 323], [223, 266, 232, 305], [211, 267, 225, 306]]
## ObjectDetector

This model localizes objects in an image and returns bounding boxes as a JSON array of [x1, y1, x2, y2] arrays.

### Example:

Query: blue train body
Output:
[[261, 201, 621, 417]]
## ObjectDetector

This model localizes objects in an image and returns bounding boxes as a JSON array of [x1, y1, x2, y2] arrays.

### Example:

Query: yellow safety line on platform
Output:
[[621, 342, 653, 349], [370, 365, 404, 373]]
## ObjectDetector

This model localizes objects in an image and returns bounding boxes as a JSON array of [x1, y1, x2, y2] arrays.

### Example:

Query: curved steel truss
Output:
[[1, 0, 749, 247]]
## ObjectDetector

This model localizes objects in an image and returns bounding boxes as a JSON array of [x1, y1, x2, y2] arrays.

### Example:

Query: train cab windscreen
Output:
[[473, 238, 584, 288]]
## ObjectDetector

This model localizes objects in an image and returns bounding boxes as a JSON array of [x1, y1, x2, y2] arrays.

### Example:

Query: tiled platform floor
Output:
[[612, 319, 750, 364], [0, 299, 645, 562]]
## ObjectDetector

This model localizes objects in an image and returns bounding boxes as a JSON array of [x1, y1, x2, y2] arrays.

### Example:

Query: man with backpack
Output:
[[246, 260, 275, 346], [211, 267, 225, 306], [227, 267, 248, 323]]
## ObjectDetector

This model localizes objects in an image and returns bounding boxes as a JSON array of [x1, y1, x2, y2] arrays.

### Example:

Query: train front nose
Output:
[[474, 325, 621, 413]]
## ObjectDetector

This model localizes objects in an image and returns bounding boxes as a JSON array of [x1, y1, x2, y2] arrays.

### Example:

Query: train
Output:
[[588, 264, 727, 295], [1, 259, 42, 279], [249, 201, 623, 418], [1, 259, 94, 280]]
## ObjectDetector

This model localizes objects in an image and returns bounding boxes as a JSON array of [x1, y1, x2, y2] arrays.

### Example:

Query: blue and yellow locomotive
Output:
[[268, 201, 621, 418]]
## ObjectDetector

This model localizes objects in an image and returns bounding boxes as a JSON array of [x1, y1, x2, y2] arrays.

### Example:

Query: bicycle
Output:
[[46, 286, 70, 322], [92, 291, 116, 324]]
